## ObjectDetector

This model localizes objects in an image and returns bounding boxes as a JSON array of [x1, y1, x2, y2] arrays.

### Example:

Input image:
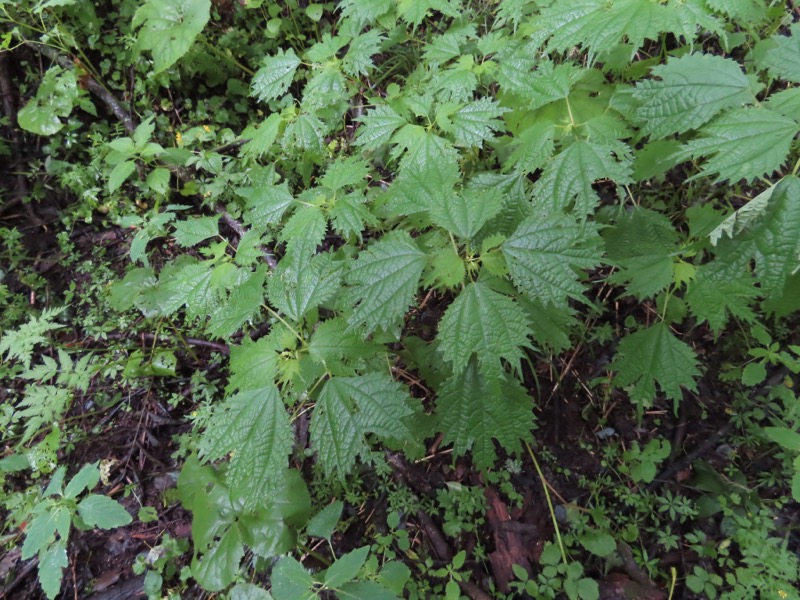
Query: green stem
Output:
[[524, 441, 567, 564], [263, 304, 306, 347], [201, 39, 255, 76]]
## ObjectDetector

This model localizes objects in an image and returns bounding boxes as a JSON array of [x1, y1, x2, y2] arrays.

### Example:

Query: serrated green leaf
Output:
[[339, 0, 392, 23], [611, 322, 701, 410], [603, 208, 679, 299], [251, 49, 301, 103], [268, 251, 342, 322], [22, 507, 60, 560], [429, 185, 503, 240], [173, 215, 220, 247], [320, 156, 370, 191], [535, 0, 677, 60], [238, 181, 294, 229], [108, 160, 137, 193], [533, 139, 632, 215], [764, 426, 800, 452], [354, 105, 407, 151], [506, 121, 556, 175], [282, 113, 325, 153], [311, 374, 416, 476], [77, 495, 132, 528], [633, 54, 754, 139], [241, 113, 283, 158], [345, 231, 427, 334], [760, 23, 800, 83], [301, 64, 348, 114], [308, 318, 383, 374], [685, 249, 757, 333], [443, 98, 508, 147], [706, 0, 766, 22], [279, 206, 327, 255], [132, 0, 211, 74], [436, 357, 533, 467], [343, 29, 385, 77], [675, 107, 798, 184], [38, 542, 68, 600], [397, 0, 460, 28], [330, 192, 378, 241], [199, 387, 292, 508], [437, 282, 531, 378], [207, 267, 266, 338], [503, 213, 603, 309], [228, 335, 280, 392]]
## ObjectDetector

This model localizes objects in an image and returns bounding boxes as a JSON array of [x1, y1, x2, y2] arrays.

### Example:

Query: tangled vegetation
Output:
[[1, 0, 799, 598]]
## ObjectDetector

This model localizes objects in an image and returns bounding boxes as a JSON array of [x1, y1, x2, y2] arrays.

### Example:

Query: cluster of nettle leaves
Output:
[[8, 0, 800, 595]]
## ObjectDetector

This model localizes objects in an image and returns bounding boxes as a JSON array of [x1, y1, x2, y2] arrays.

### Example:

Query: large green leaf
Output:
[[199, 387, 292, 509], [440, 98, 508, 147], [437, 281, 531, 378], [18, 67, 80, 136], [354, 105, 408, 151], [675, 107, 798, 184], [429, 185, 503, 240], [611, 322, 701, 410], [345, 231, 427, 334], [633, 53, 755, 139], [132, 0, 211, 74], [759, 23, 800, 83], [310, 374, 416, 476], [502, 213, 603, 309], [436, 357, 533, 467], [268, 250, 342, 323], [76, 495, 132, 529]]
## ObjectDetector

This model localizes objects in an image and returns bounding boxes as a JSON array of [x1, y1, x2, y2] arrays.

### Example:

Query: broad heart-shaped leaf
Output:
[[502, 213, 603, 310], [674, 107, 798, 184], [633, 53, 755, 139], [533, 139, 633, 215], [759, 23, 800, 83], [354, 105, 407, 151], [437, 281, 531, 379], [199, 386, 292, 509], [345, 231, 427, 334], [429, 185, 503, 240], [76, 495, 132, 529], [132, 0, 211, 74], [611, 322, 700, 411], [711, 177, 800, 298], [310, 374, 416, 477], [436, 357, 534, 468], [603, 207, 679, 299], [251, 49, 301, 103], [533, 0, 677, 60]]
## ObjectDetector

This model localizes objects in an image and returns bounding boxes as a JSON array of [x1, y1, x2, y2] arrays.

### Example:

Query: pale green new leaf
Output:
[[132, 0, 211, 74], [251, 49, 301, 103], [603, 208, 679, 299], [633, 54, 755, 139], [199, 387, 292, 508], [346, 231, 427, 334], [354, 105, 407, 151], [533, 139, 632, 215], [760, 23, 800, 83], [437, 282, 531, 378], [446, 98, 508, 147], [611, 322, 700, 410], [503, 214, 603, 309], [675, 107, 798, 183], [0, 307, 63, 368], [310, 374, 416, 476], [436, 357, 533, 468]]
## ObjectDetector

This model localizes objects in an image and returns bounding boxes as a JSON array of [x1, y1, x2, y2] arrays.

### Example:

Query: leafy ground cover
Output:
[[1, 0, 799, 598]]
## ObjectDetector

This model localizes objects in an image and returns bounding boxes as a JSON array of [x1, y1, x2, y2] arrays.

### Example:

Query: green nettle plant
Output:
[[2, 0, 800, 597]]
